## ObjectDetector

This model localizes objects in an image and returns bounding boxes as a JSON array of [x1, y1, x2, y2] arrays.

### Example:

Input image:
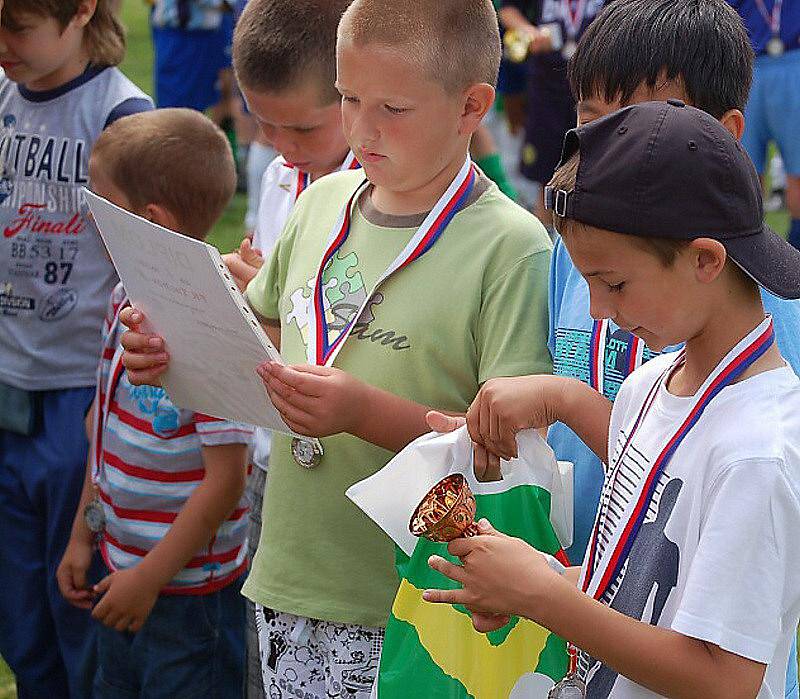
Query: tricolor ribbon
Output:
[[91, 299, 129, 485], [579, 315, 775, 601], [590, 319, 645, 395], [287, 151, 361, 203], [755, 0, 783, 34], [306, 157, 476, 367], [562, 0, 589, 39]]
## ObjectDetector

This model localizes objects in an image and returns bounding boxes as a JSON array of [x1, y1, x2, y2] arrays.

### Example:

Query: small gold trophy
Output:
[[409, 474, 480, 542]]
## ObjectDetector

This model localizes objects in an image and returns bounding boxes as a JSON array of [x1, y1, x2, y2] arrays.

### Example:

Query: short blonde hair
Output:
[[338, 0, 501, 93], [3, 0, 125, 67], [91, 109, 236, 239]]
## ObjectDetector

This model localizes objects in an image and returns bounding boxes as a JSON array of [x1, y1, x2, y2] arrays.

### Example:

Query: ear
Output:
[[73, 0, 98, 29], [719, 109, 745, 141], [459, 83, 495, 136], [143, 203, 182, 233], [689, 238, 728, 284]]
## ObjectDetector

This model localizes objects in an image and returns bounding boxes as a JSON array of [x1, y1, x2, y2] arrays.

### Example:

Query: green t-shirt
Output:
[[243, 169, 552, 627]]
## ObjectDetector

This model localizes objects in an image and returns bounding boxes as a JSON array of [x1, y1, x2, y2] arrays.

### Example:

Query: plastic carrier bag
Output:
[[347, 427, 574, 698]]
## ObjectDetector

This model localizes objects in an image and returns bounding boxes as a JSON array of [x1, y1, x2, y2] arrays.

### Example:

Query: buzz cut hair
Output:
[[338, 0, 501, 93], [233, 0, 353, 103], [91, 109, 236, 240]]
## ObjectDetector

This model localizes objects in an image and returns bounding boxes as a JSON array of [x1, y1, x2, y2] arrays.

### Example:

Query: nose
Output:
[[588, 288, 616, 322], [261, 126, 297, 161], [347, 106, 379, 150]]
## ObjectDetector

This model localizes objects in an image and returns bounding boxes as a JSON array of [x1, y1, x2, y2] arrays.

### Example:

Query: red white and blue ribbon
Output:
[[579, 315, 775, 601], [590, 319, 646, 394], [755, 0, 783, 35], [288, 151, 361, 203], [562, 0, 589, 40], [625, 332, 645, 377], [306, 157, 476, 366], [589, 319, 609, 393]]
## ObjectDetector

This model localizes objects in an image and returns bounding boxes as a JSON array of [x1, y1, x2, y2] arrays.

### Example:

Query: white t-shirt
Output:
[[579, 351, 800, 698]]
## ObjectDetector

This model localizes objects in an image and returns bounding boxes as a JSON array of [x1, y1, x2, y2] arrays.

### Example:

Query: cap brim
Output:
[[724, 223, 800, 300]]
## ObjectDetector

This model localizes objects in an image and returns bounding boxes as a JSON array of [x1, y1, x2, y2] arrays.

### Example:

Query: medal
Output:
[[561, 0, 588, 60], [755, 0, 785, 56], [767, 35, 785, 56], [83, 496, 106, 535], [561, 39, 578, 61], [291, 437, 323, 469]]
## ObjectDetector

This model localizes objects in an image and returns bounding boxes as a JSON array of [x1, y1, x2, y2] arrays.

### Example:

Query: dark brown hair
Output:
[[91, 109, 236, 239], [338, 0, 501, 93], [3, 0, 126, 67], [233, 0, 352, 102]]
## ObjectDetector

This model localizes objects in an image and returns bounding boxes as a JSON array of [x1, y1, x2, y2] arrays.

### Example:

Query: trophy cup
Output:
[[409, 474, 480, 542]]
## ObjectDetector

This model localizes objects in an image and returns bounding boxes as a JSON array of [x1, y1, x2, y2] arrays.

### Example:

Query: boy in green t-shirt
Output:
[[119, 0, 553, 695]]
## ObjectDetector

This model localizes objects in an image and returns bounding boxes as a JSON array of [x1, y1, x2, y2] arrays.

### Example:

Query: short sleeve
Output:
[[245, 216, 296, 321], [671, 458, 800, 663], [193, 413, 254, 446], [477, 248, 553, 383], [103, 97, 154, 129], [547, 235, 568, 359]]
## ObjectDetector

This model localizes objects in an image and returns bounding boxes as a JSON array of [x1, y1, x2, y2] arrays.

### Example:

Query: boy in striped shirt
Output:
[[56, 109, 253, 698]]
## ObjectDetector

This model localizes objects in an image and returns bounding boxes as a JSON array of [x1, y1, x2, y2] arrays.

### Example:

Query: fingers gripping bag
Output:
[[347, 427, 574, 698]]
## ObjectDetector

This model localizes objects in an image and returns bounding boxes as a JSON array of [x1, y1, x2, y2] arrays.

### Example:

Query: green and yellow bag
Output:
[[348, 427, 573, 698]]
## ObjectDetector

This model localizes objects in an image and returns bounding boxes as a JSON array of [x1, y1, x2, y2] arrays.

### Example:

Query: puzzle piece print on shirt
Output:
[[322, 251, 364, 306]]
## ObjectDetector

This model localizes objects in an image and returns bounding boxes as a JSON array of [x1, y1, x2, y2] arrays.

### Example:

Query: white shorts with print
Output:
[[255, 605, 384, 699]]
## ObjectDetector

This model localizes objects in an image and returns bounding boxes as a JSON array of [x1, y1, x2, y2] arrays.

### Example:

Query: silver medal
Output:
[[767, 36, 785, 56], [562, 39, 578, 60], [548, 673, 586, 699], [291, 437, 323, 469], [83, 498, 106, 534]]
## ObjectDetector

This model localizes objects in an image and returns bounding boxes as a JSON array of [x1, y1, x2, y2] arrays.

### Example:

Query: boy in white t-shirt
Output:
[[424, 100, 800, 698]]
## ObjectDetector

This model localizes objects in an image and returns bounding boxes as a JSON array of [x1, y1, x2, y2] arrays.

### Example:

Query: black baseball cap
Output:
[[544, 99, 800, 300]]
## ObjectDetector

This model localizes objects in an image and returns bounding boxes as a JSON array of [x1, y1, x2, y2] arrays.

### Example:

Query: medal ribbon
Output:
[[562, 0, 588, 39], [307, 157, 476, 366], [755, 0, 783, 34], [287, 151, 361, 203], [91, 300, 128, 484], [589, 319, 608, 393], [579, 316, 775, 601]]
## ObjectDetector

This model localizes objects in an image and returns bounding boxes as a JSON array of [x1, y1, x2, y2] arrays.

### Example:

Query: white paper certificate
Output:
[[84, 188, 296, 434]]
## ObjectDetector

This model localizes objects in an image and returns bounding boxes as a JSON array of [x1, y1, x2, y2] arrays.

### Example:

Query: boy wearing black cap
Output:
[[423, 100, 800, 698]]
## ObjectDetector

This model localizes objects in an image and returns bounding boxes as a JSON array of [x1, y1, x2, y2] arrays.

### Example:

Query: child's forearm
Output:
[[526, 580, 764, 699], [352, 383, 460, 453], [70, 443, 97, 546], [134, 443, 248, 592], [498, 5, 534, 30], [553, 377, 612, 463]]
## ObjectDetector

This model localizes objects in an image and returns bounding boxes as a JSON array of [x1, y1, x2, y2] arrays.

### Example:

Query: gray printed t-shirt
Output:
[[0, 66, 152, 390]]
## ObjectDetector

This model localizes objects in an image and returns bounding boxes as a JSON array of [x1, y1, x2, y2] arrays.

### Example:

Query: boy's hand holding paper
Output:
[[256, 360, 368, 437]]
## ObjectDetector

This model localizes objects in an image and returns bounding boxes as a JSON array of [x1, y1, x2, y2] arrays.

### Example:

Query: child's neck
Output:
[[369, 150, 469, 216], [26, 50, 91, 93], [309, 148, 353, 182], [667, 297, 783, 397]]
